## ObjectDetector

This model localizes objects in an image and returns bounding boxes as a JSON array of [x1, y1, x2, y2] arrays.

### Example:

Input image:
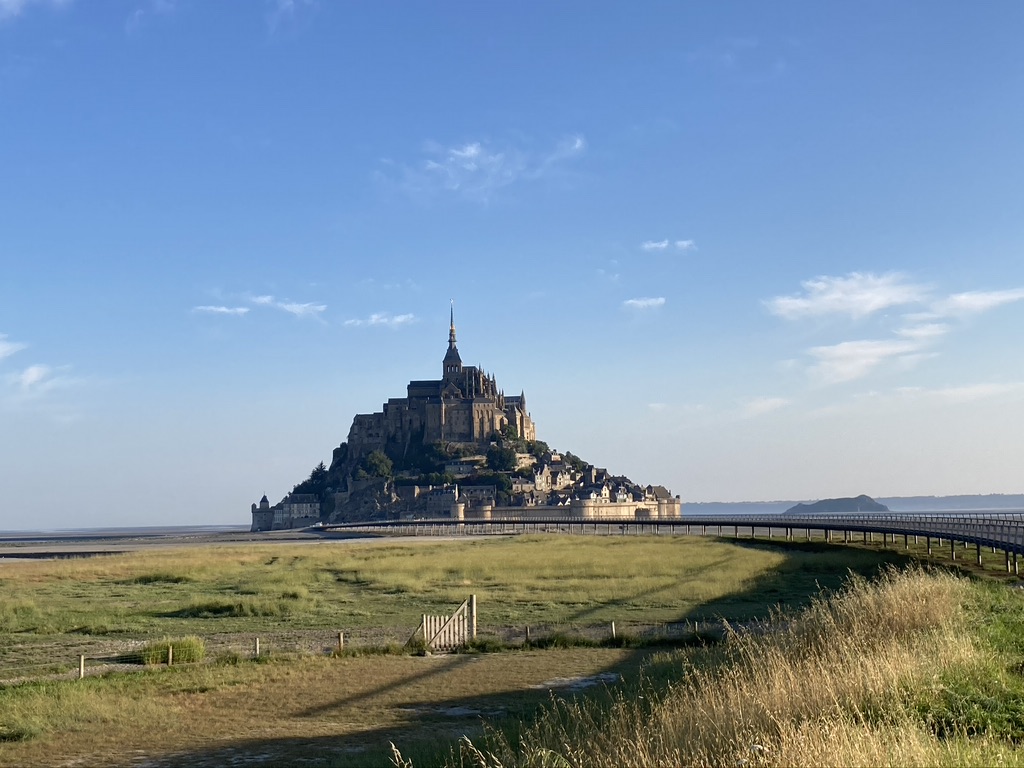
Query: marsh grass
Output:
[[439, 567, 1024, 768], [139, 636, 205, 665], [0, 535, 900, 665]]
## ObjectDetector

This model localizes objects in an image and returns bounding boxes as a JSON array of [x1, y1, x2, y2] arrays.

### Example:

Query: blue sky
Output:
[[2, 1, 1023, 528]]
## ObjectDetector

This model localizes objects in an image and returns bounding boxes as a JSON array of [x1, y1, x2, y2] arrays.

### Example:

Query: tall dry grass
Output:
[[442, 567, 1003, 768]]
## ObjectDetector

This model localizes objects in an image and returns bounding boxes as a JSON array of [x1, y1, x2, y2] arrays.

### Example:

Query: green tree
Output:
[[361, 449, 393, 478], [293, 461, 329, 496], [486, 443, 517, 472]]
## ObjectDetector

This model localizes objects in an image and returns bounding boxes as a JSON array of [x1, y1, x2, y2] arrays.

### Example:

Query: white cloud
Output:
[[4, 363, 79, 398], [0, 0, 70, 22], [900, 382, 1024, 405], [641, 239, 669, 251], [623, 297, 666, 310], [277, 301, 327, 318], [0, 333, 27, 360], [192, 305, 250, 316], [125, 0, 174, 34], [648, 402, 668, 411], [767, 272, 928, 320], [344, 312, 417, 329], [384, 134, 585, 203], [808, 338, 922, 384], [675, 240, 697, 251], [14, 363, 50, 390], [247, 294, 326, 318], [933, 288, 1024, 317], [740, 396, 790, 418], [266, 0, 316, 32], [895, 322, 949, 341]]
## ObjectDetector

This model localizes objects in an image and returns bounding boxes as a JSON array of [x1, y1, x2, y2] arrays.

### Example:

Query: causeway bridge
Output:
[[322, 511, 1024, 574]]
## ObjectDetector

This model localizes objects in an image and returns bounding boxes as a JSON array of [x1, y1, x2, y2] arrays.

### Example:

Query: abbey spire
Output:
[[442, 301, 463, 379]]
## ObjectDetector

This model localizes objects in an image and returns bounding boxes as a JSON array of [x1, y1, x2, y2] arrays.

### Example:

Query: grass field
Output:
[[0, 532, 1013, 766]]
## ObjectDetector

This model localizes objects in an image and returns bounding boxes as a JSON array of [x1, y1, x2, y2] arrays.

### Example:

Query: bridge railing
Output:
[[322, 510, 1024, 555]]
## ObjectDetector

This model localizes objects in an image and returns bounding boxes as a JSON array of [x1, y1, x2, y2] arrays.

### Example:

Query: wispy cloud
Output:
[[344, 312, 417, 329], [0, 0, 70, 22], [932, 288, 1024, 317], [768, 271, 1024, 386], [125, 0, 174, 35], [277, 301, 327, 318], [193, 305, 250, 316], [623, 297, 666, 310], [266, 0, 316, 32], [641, 238, 696, 252], [740, 396, 790, 418], [895, 382, 1024, 405], [382, 134, 586, 203], [0, 333, 28, 360], [247, 294, 326, 318], [766, 272, 928, 320], [808, 338, 923, 384]]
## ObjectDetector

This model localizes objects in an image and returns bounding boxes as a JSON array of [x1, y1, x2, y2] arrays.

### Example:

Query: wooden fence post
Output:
[[167, 645, 173, 667], [525, 625, 531, 644], [79, 655, 85, 680], [254, 637, 260, 658], [338, 632, 344, 652], [470, 594, 477, 640], [611, 621, 616, 640]]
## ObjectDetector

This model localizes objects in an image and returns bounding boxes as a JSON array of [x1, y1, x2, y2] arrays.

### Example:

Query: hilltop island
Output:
[[784, 495, 889, 515], [251, 310, 681, 531]]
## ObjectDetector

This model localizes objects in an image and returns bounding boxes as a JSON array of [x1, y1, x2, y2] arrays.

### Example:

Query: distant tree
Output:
[[563, 452, 588, 473], [361, 450, 393, 478], [486, 443, 517, 473], [526, 440, 550, 460], [293, 461, 329, 496], [500, 422, 519, 441]]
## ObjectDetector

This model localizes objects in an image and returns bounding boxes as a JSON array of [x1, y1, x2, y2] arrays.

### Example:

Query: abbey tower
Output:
[[345, 308, 536, 456]]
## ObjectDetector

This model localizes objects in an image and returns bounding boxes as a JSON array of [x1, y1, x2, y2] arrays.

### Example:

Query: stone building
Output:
[[347, 308, 535, 456]]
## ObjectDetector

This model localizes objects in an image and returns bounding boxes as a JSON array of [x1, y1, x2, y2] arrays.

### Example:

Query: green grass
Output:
[[431, 567, 1024, 767], [0, 535, 909, 664], [2, 532, 1003, 767], [139, 636, 206, 665]]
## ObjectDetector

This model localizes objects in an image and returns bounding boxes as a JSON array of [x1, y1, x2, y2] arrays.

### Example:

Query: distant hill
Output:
[[784, 495, 888, 515], [683, 494, 1024, 516]]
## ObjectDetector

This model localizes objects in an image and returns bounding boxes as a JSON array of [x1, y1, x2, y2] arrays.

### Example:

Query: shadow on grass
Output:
[[681, 538, 915, 622], [127, 538, 912, 768]]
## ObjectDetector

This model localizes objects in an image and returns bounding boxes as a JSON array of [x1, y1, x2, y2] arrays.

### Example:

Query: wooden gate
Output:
[[417, 595, 477, 651]]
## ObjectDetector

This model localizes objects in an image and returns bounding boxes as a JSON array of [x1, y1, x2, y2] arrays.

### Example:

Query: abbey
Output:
[[347, 308, 536, 453]]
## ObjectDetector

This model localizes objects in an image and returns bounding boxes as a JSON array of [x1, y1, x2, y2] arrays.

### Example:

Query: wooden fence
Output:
[[416, 595, 477, 651]]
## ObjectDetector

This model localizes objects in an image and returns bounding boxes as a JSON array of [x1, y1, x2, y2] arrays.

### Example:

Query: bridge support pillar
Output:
[[904, 534, 909, 550], [927, 537, 932, 556], [977, 542, 982, 566], [844, 530, 848, 543], [1006, 550, 1012, 574], [950, 539, 956, 561], [1015, 552, 1019, 577]]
